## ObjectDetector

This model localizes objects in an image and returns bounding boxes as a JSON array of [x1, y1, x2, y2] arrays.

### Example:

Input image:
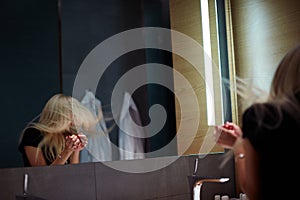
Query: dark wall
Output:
[[143, 0, 177, 157], [60, 0, 177, 160], [0, 0, 60, 168]]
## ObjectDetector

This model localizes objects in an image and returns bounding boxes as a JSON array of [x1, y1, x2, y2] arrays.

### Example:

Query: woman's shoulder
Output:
[[20, 127, 44, 148], [23, 127, 43, 136]]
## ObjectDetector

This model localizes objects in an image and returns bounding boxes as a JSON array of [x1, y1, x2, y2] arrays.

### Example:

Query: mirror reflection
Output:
[[1, 0, 230, 169]]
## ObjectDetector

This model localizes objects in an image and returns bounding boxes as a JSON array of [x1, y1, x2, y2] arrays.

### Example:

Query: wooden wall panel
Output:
[[230, 0, 300, 116], [169, 0, 224, 155]]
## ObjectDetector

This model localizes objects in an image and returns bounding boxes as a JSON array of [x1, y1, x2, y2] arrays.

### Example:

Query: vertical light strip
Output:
[[200, 0, 215, 125]]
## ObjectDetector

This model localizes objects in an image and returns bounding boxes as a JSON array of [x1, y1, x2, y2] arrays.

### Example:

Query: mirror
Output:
[[0, 0, 232, 169], [169, 0, 231, 156]]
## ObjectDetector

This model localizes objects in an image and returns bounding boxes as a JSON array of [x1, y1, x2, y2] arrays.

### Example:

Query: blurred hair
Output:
[[220, 44, 300, 168], [23, 93, 99, 162], [253, 44, 300, 128]]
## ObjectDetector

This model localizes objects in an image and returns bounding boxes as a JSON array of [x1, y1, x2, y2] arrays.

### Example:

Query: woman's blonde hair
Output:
[[25, 93, 99, 162], [270, 45, 300, 101], [220, 45, 300, 168], [254, 44, 300, 127]]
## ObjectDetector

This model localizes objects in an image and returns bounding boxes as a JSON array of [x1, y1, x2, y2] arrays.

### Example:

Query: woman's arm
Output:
[[24, 146, 73, 166], [24, 146, 47, 166], [68, 133, 88, 164], [215, 122, 260, 199], [69, 151, 80, 164], [24, 133, 87, 166]]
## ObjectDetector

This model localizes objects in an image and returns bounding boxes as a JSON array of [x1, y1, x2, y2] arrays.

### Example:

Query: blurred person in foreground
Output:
[[215, 44, 300, 200]]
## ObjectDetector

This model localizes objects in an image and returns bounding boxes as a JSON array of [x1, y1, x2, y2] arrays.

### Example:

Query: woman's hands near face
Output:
[[214, 122, 242, 149], [75, 133, 88, 151], [65, 134, 88, 152]]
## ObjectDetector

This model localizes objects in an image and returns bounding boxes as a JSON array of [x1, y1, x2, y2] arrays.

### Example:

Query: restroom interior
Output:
[[1, 0, 300, 199]]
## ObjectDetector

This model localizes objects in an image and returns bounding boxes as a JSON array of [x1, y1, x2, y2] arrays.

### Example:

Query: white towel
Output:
[[119, 92, 145, 160], [80, 90, 112, 162]]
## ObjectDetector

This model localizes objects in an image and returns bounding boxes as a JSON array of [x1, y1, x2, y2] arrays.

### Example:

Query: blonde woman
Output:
[[215, 44, 300, 200], [18, 93, 98, 166]]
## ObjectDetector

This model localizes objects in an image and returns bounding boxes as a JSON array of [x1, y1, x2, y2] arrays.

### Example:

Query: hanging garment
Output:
[[119, 92, 145, 160], [80, 90, 112, 162]]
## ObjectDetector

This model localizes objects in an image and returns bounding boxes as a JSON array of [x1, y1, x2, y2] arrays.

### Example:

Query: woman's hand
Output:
[[65, 133, 88, 152], [65, 133, 88, 164], [74, 133, 88, 152], [214, 122, 242, 149], [50, 134, 87, 165]]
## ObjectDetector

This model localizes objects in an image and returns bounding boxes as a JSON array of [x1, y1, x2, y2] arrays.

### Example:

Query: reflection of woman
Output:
[[18, 93, 98, 167], [215, 45, 300, 200]]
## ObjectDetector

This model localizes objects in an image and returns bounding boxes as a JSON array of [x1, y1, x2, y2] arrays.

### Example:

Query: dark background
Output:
[[0, 0, 177, 168], [0, 0, 60, 168]]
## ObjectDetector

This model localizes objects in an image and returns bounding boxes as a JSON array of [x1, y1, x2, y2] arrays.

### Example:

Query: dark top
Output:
[[18, 127, 52, 166], [242, 102, 299, 200]]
